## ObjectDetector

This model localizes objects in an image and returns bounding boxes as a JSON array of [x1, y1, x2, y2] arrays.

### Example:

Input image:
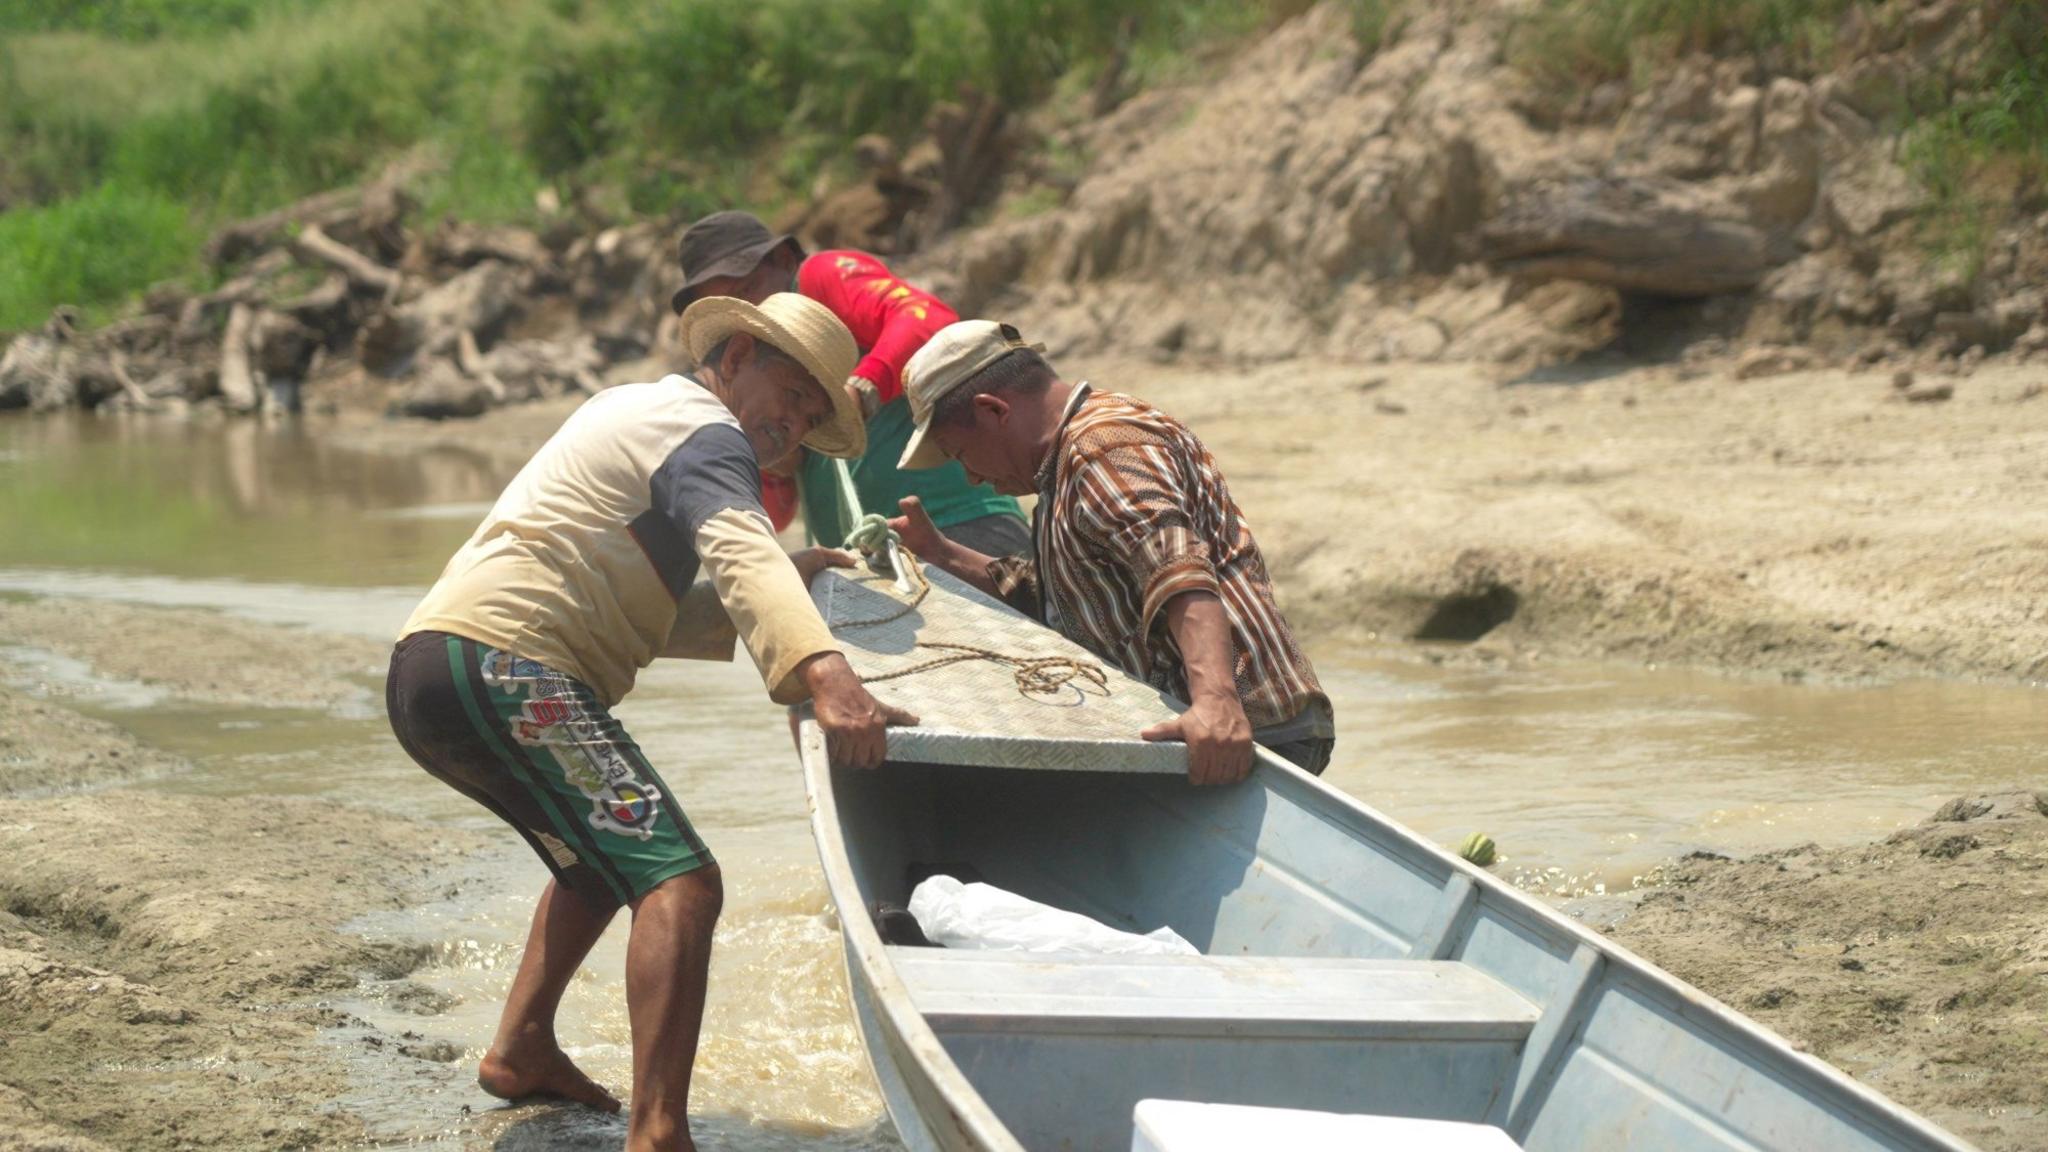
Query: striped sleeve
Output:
[[1068, 437, 1223, 637], [986, 554, 1043, 619]]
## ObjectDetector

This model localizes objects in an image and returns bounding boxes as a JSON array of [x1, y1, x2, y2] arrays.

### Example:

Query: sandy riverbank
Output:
[[3, 347, 2042, 1149], [0, 603, 486, 1150], [1609, 792, 2048, 1152], [1121, 353, 2047, 687]]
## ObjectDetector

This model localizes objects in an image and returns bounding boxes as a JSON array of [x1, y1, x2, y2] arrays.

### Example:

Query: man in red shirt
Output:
[[673, 212, 1027, 557]]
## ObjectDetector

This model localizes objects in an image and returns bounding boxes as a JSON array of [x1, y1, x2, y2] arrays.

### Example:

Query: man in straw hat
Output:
[[886, 321, 1335, 785], [387, 293, 916, 1150], [673, 210, 1028, 556]]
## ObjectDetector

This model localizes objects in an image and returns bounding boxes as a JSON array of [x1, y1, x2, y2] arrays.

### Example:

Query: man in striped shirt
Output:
[[887, 321, 1335, 784]]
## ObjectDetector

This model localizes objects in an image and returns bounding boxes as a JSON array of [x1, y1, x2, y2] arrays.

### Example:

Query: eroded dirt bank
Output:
[[0, 604, 484, 1150], [1124, 353, 2048, 686], [1609, 793, 2048, 1152]]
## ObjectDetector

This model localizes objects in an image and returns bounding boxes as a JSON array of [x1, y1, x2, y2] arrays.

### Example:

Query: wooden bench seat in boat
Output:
[[889, 949, 1539, 1041]]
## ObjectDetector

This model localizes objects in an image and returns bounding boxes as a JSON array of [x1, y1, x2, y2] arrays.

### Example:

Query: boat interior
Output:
[[827, 753, 1949, 1152]]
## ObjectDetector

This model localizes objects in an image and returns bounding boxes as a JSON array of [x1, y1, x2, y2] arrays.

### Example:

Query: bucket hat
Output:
[[671, 211, 803, 313]]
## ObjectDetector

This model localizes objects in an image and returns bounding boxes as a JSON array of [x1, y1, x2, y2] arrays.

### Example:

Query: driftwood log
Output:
[[357, 259, 524, 376], [218, 304, 261, 414], [1479, 178, 1778, 297], [456, 330, 508, 402], [204, 153, 435, 266], [206, 187, 360, 267], [109, 352, 154, 410], [897, 88, 1011, 251], [176, 250, 292, 341], [292, 225, 402, 296]]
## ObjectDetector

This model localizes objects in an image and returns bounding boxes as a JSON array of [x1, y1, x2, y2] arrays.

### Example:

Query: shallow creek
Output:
[[2, 414, 2040, 1147]]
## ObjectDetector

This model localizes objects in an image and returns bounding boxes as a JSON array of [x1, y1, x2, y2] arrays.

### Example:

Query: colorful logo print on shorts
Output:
[[481, 649, 663, 841]]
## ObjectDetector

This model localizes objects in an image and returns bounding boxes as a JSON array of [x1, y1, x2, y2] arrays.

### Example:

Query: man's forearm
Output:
[[921, 537, 1002, 598], [1162, 591, 1238, 702]]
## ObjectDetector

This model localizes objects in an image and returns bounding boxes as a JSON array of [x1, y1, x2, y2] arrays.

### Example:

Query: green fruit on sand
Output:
[[1459, 832, 1497, 867]]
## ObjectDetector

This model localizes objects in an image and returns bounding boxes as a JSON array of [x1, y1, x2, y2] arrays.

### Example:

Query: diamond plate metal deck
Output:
[[810, 561, 1188, 773]]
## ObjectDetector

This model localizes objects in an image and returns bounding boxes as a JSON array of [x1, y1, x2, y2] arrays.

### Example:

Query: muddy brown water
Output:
[[3, 414, 2042, 1147]]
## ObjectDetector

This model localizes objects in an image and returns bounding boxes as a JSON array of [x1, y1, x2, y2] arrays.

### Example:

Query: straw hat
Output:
[[678, 292, 865, 459]]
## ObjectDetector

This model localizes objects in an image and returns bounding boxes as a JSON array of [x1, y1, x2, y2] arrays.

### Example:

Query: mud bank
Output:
[[1093, 352, 2048, 686], [332, 350, 2048, 687], [0, 600, 483, 1151], [0, 689, 183, 795], [0, 596, 387, 711], [7, 341, 2042, 1146], [1608, 793, 2048, 1152]]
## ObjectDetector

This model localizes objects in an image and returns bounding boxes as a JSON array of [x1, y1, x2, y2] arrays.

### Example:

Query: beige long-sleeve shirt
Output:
[[401, 375, 838, 706]]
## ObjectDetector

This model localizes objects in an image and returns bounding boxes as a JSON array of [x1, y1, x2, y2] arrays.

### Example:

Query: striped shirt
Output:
[[986, 386, 1332, 736]]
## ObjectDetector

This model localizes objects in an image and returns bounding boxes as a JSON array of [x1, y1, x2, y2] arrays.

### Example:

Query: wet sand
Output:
[[0, 596, 387, 711], [0, 586, 891, 1151], [1608, 793, 2048, 1152], [0, 661, 485, 1150]]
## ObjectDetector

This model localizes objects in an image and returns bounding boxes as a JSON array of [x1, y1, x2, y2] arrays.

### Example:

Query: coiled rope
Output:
[[827, 463, 1104, 701]]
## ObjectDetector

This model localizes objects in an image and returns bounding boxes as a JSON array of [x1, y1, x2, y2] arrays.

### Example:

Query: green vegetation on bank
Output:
[[1506, 0, 1870, 88], [0, 184, 197, 327], [4, 0, 2042, 333], [0, 0, 307, 40], [0, 0, 1311, 331], [1901, 9, 2048, 271]]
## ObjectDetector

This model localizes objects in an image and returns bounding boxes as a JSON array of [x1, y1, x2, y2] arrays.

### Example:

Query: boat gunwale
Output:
[[797, 719, 1979, 1152], [800, 723, 1028, 1152]]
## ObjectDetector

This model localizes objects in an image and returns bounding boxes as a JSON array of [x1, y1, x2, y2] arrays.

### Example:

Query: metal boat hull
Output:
[[798, 565, 1974, 1152]]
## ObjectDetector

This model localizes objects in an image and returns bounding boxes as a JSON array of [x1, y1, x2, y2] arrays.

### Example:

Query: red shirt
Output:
[[798, 249, 957, 403], [762, 250, 960, 532]]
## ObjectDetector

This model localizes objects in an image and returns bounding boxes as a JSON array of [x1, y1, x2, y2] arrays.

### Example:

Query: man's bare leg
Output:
[[623, 865, 724, 1152], [478, 878, 623, 1112]]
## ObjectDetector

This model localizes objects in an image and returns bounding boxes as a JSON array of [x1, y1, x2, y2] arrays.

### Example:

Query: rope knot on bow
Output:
[[842, 512, 898, 556]]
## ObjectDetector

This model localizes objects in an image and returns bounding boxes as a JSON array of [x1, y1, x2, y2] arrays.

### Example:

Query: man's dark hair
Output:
[[932, 348, 1055, 427]]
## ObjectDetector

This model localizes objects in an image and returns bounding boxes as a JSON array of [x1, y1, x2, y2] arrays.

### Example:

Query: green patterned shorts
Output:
[[386, 631, 714, 907]]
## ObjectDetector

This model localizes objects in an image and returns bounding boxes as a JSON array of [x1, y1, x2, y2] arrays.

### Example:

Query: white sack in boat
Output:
[[908, 875, 1199, 956]]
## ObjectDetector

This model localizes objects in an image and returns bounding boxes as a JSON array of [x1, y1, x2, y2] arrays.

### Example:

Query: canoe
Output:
[[799, 563, 1975, 1152]]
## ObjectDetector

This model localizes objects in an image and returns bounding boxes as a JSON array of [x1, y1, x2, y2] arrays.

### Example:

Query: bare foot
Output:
[[478, 1043, 622, 1113]]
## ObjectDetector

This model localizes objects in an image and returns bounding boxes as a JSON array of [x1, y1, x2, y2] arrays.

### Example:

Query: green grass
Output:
[[1507, 0, 1872, 91], [0, 182, 197, 331], [0, 0, 1386, 331], [1345, 0, 1410, 57], [0, 0, 309, 40], [1895, 4, 2047, 273]]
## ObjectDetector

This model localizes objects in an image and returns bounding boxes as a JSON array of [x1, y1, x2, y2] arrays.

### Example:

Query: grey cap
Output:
[[898, 320, 1042, 470]]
